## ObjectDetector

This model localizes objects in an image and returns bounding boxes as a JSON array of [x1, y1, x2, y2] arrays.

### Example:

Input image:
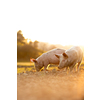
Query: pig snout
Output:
[[58, 67, 60, 69], [58, 64, 65, 69], [58, 66, 62, 69]]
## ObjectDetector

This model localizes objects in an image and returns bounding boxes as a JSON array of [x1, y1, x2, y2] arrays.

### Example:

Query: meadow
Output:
[[17, 62, 84, 100]]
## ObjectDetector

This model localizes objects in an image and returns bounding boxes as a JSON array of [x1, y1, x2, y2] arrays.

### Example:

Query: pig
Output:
[[30, 48, 66, 71], [55, 46, 83, 72]]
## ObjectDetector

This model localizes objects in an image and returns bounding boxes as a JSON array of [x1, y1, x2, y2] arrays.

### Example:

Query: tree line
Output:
[[17, 30, 84, 62], [17, 30, 56, 62]]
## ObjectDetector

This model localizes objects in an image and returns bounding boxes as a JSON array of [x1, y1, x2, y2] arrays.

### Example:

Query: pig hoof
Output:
[[46, 69, 48, 71], [45, 71, 48, 74]]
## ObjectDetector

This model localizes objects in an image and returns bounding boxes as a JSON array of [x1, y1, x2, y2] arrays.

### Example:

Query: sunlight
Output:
[[16, 0, 85, 47], [27, 39, 31, 43], [20, 27, 84, 46], [23, 33, 84, 46]]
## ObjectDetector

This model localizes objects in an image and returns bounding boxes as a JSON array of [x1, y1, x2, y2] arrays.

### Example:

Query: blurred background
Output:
[[17, 30, 84, 62]]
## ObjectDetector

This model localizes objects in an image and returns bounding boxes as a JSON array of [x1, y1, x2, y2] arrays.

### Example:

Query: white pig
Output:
[[30, 48, 66, 71], [55, 46, 83, 72]]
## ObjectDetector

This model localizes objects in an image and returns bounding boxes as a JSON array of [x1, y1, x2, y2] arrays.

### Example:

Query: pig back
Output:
[[65, 46, 83, 65], [44, 48, 66, 64]]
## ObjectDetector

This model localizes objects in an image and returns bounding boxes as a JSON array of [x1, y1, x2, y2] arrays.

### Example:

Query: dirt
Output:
[[17, 70, 84, 100]]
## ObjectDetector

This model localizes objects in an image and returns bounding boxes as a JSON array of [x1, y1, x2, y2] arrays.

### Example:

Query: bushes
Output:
[[17, 44, 44, 62], [17, 30, 45, 62]]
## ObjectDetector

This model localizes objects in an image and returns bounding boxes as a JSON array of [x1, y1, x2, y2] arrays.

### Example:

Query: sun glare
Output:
[[27, 39, 31, 43], [23, 33, 84, 46]]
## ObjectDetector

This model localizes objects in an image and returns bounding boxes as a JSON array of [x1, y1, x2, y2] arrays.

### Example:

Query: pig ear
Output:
[[33, 59, 37, 63], [55, 54, 60, 58], [63, 53, 68, 58], [30, 58, 37, 63]]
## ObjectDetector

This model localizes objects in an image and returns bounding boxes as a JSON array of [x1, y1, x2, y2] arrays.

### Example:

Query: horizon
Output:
[[18, 29, 84, 47], [16, 1, 85, 47]]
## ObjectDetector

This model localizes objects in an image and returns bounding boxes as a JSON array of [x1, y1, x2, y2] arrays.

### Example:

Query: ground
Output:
[[17, 67, 84, 100]]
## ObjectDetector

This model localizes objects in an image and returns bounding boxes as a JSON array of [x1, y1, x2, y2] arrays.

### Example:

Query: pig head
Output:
[[55, 46, 83, 72], [55, 52, 69, 69], [31, 59, 43, 71]]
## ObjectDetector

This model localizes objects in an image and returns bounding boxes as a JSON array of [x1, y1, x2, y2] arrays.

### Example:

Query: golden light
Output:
[[27, 39, 31, 43]]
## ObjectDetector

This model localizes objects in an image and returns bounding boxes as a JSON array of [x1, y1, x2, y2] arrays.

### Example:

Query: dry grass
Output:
[[17, 62, 34, 66], [17, 68, 84, 100]]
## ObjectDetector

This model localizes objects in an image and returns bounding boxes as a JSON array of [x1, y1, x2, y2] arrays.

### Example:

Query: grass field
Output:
[[17, 62, 34, 66], [17, 62, 84, 74], [17, 61, 84, 66], [17, 62, 84, 100]]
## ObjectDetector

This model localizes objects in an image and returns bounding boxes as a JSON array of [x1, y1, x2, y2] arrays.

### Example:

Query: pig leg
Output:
[[77, 61, 81, 72], [66, 66, 69, 74], [69, 63, 76, 73], [44, 61, 49, 72], [44, 65, 47, 72], [74, 63, 78, 72]]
